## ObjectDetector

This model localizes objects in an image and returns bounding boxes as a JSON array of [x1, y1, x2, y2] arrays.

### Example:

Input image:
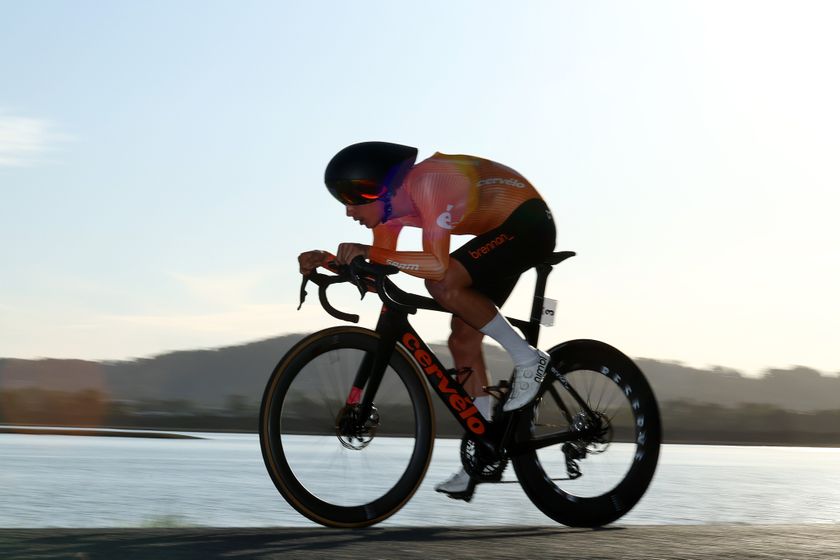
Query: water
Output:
[[1, 432, 839, 528]]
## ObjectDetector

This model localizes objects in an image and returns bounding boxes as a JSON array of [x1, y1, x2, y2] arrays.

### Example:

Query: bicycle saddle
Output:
[[543, 251, 576, 266]]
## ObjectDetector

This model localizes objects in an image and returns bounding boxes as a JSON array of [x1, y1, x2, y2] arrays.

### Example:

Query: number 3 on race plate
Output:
[[541, 297, 557, 327]]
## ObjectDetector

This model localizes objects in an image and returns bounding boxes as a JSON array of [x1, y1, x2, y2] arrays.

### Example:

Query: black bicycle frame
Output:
[[336, 251, 602, 459]]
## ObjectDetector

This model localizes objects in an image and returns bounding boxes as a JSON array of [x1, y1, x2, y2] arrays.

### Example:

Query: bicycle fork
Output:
[[345, 317, 399, 420]]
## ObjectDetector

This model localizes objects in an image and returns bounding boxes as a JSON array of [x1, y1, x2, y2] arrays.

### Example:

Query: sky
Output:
[[1, 1, 838, 376]]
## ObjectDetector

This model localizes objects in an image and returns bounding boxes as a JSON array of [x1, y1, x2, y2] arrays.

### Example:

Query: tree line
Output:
[[2, 387, 839, 446]]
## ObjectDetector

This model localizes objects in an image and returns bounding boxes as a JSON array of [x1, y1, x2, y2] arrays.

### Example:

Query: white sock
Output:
[[479, 312, 537, 367], [473, 395, 494, 421]]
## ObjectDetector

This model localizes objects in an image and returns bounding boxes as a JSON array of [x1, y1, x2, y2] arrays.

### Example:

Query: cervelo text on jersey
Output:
[[469, 233, 515, 259], [401, 332, 486, 435], [477, 177, 527, 189]]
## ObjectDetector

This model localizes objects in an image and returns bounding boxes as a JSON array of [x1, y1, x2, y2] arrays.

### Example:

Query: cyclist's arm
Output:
[[368, 235, 450, 280], [368, 174, 465, 281], [372, 222, 403, 251]]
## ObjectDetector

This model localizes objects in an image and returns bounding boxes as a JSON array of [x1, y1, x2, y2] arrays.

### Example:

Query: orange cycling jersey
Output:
[[368, 153, 544, 281]]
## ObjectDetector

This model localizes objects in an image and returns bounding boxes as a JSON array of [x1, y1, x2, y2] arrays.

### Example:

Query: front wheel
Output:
[[259, 326, 435, 528], [512, 339, 661, 527]]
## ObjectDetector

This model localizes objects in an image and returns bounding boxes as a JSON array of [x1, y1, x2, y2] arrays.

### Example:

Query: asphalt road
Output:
[[2, 525, 838, 560]]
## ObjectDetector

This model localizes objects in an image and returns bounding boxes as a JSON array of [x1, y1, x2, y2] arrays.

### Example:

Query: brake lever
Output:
[[348, 266, 368, 300], [348, 256, 379, 300], [297, 275, 309, 310]]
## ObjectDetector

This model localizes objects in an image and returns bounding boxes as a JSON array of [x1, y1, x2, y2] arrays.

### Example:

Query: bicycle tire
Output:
[[512, 339, 661, 527], [259, 326, 435, 528]]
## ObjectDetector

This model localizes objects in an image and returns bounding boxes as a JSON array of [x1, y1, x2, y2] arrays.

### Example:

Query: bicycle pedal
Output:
[[483, 381, 509, 400]]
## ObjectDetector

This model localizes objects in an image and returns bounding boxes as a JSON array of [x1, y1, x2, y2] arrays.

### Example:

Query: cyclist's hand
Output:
[[298, 250, 332, 275], [335, 243, 370, 265]]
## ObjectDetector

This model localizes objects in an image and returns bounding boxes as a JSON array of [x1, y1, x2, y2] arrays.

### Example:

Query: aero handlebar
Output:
[[298, 257, 445, 323]]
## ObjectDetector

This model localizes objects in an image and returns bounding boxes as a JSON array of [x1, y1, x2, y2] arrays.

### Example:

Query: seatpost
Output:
[[526, 263, 554, 347]]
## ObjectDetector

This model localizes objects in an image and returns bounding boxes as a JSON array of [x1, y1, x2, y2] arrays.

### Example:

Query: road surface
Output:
[[2, 524, 838, 559]]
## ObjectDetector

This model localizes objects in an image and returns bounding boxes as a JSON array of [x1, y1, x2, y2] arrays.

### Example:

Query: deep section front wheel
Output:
[[512, 339, 661, 527], [259, 326, 435, 528]]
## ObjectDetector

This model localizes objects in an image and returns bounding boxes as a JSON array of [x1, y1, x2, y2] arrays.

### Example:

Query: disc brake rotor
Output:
[[335, 404, 380, 450]]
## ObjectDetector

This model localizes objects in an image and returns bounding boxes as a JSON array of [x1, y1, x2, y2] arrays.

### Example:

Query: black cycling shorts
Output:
[[451, 198, 556, 307]]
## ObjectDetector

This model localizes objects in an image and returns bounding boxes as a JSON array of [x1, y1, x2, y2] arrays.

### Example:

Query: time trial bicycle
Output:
[[259, 252, 661, 528]]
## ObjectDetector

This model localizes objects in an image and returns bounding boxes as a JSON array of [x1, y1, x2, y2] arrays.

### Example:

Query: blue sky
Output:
[[1, 1, 838, 376]]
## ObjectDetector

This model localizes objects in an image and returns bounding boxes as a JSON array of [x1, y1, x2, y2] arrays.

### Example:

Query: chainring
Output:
[[460, 434, 508, 482]]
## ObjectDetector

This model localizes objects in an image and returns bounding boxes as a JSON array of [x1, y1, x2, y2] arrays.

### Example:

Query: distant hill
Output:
[[3, 334, 840, 444], [638, 359, 840, 413], [0, 336, 300, 408], [1, 333, 837, 412]]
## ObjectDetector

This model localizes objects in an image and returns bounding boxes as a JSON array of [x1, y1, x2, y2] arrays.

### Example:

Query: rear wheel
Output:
[[259, 327, 435, 528], [512, 339, 661, 527]]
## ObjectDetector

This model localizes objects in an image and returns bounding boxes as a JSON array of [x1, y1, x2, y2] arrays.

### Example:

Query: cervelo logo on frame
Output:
[[402, 332, 485, 435], [469, 233, 515, 259], [477, 177, 526, 189]]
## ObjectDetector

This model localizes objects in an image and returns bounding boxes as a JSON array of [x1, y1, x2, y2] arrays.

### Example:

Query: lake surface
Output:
[[2, 432, 839, 527]]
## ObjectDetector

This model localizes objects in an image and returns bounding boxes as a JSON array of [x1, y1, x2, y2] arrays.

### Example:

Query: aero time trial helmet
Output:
[[324, 141, 418, 205]]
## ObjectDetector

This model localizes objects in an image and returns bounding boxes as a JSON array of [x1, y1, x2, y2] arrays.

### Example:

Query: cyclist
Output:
[[298, 141, 556, 501]]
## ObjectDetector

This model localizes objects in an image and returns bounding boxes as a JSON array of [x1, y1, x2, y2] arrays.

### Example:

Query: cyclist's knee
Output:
[[425, 268, 468, 307], [425, 277, 452, 306]]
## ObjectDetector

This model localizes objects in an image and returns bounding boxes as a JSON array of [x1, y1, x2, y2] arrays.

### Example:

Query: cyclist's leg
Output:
[[425, 260, 497, 331], [428, 273, 532, 373], [448, 316, 488, 398], [447, 270, 520, 400], [435, 200, 557, 497], [436, 316, 491, 499], [426, 261, 530, 400], [427, 202, 554, 375], [432, 260, 520, 500], [447, 199, 556, 409]]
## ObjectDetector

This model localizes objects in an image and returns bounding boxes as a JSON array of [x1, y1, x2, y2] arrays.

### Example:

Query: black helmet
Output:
[[324, 141, 418, 205]]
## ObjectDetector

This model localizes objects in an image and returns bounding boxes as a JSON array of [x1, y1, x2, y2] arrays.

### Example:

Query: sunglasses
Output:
[[327, 179, 387, 206]]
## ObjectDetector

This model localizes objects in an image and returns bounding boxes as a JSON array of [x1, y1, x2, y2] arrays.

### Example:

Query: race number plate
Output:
[[541, 297, 557, 327]]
